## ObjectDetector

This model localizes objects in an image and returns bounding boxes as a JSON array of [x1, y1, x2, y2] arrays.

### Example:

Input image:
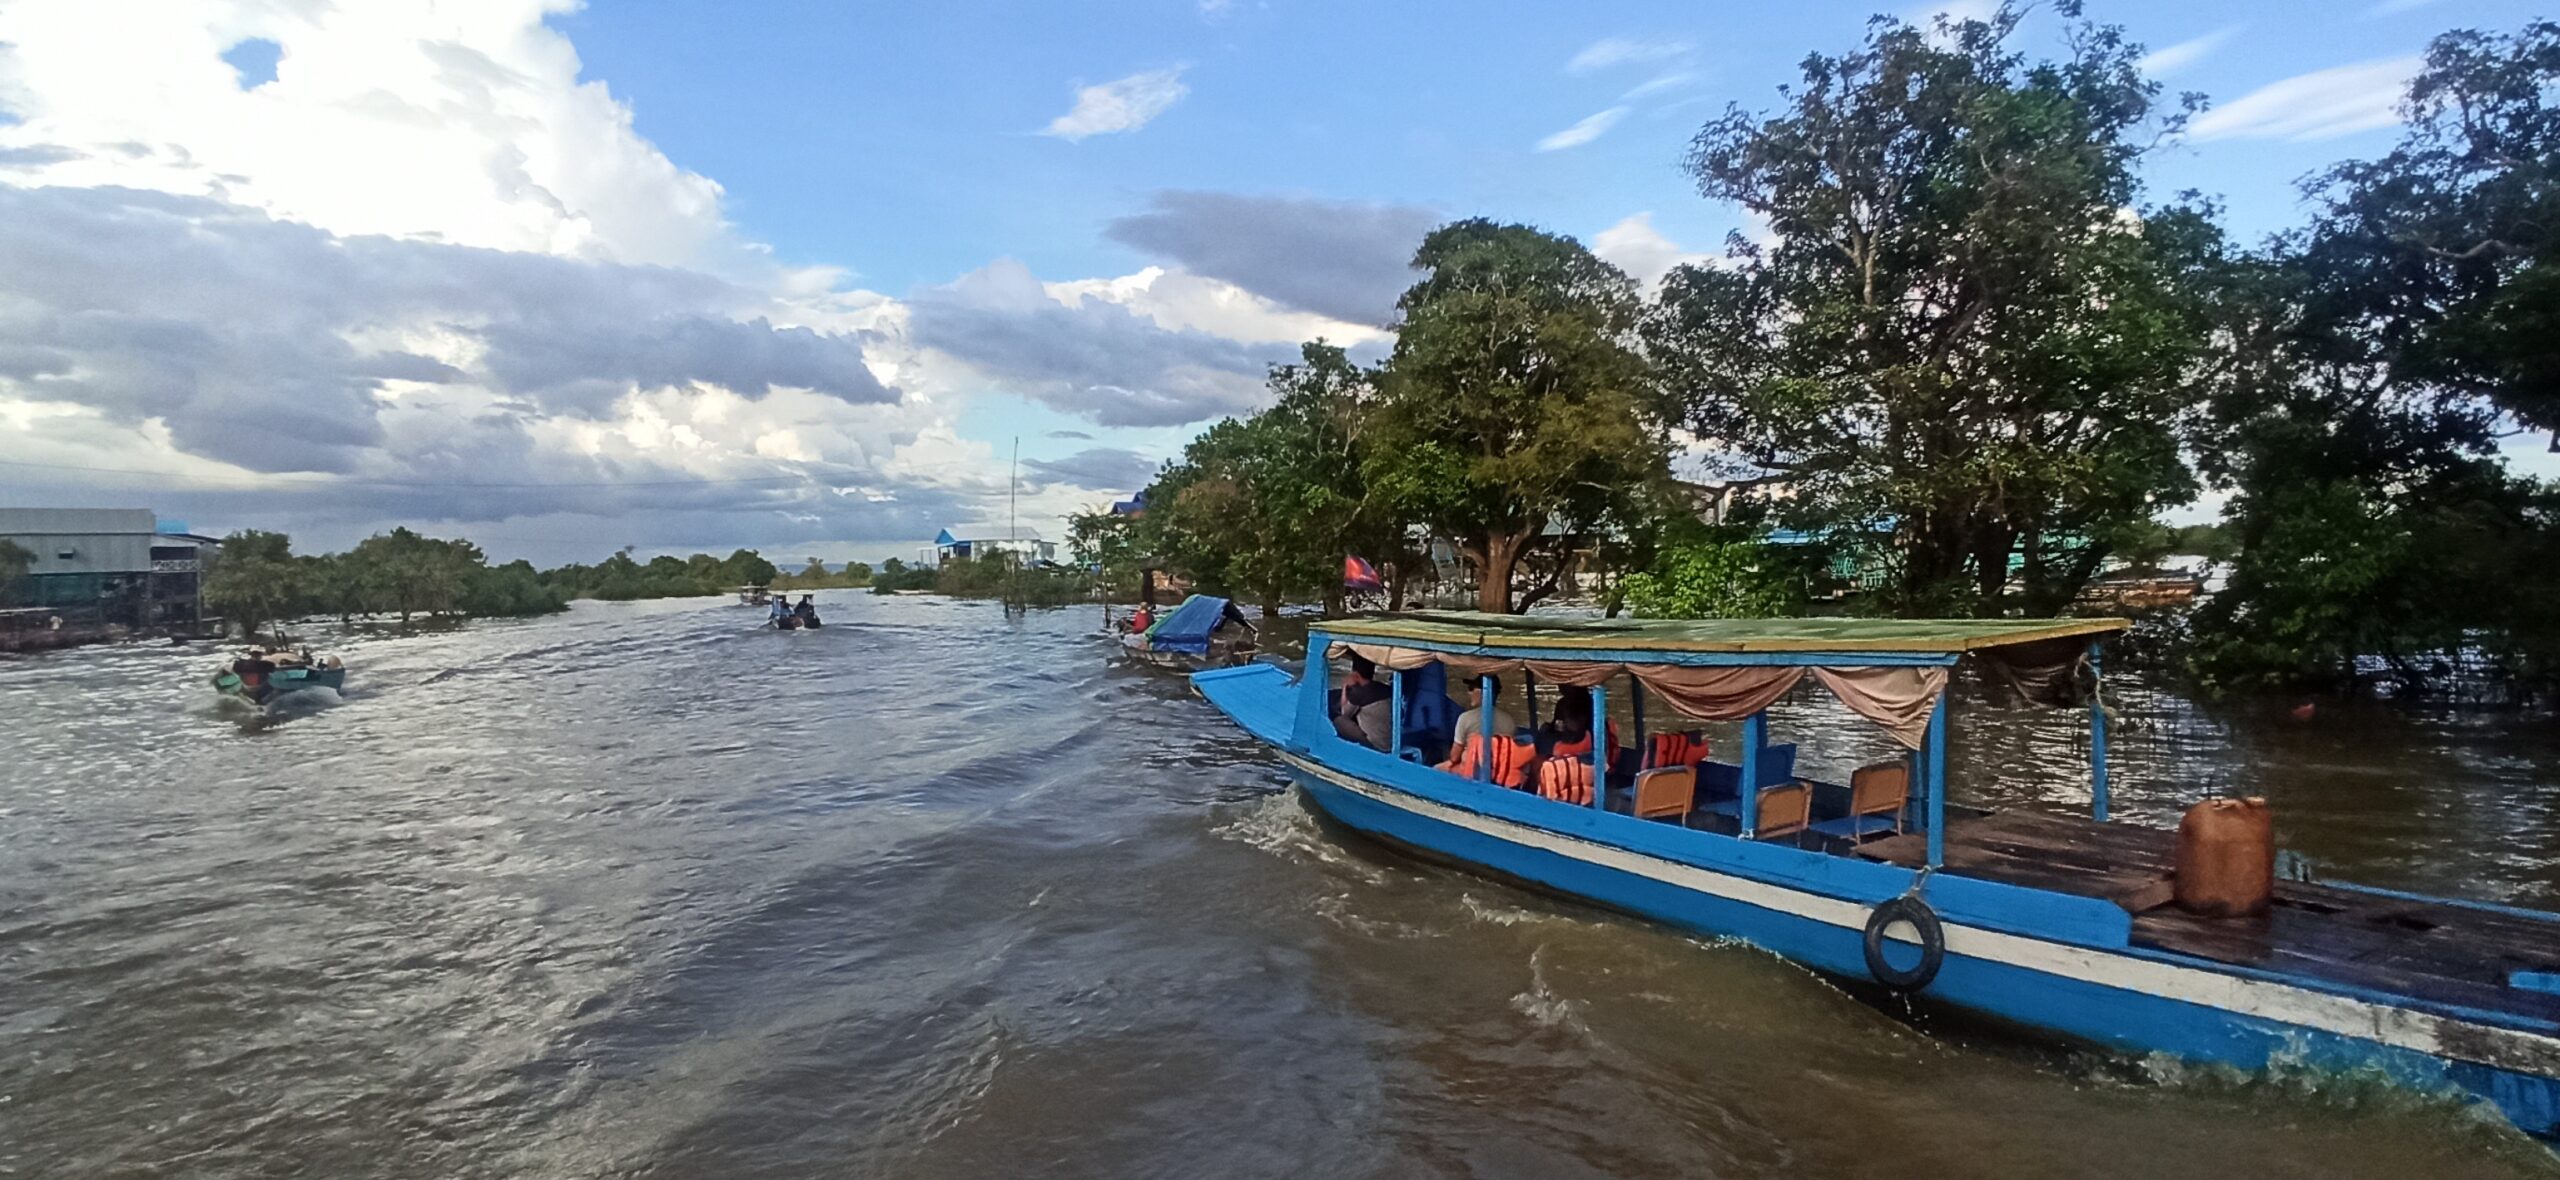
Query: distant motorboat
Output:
[[211, 648, 346, 705]]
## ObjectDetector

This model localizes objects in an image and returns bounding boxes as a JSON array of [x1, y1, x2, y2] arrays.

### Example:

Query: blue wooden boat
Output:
[[1117, 594, 1257, 671], [1192, 613, 2560, 1142], [212, 658, 346, 704]]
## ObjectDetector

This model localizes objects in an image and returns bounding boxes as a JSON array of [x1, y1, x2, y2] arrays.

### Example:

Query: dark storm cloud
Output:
[[0, 184, 895, 470], [1047, 429, 1093, 440], [1022, 446, 1157, 491], [906, 259, 1276, 428], [1103, 190, 1439, 326], [477, 314, 890, 411]]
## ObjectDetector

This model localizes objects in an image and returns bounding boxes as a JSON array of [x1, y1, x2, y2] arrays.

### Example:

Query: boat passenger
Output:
[[231, 649, 275, 700], [769, 596, 792, 627], [1330, 652, 1394, 749], [1130, 604, 1154, 633], [1444, 676, 1523, 769], [793, 595, 819, 626]]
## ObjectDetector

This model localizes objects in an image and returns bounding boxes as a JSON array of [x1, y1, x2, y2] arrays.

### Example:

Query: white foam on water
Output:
[[1509, 946, 1589, 1034], [1210, 793, 1393, 885]]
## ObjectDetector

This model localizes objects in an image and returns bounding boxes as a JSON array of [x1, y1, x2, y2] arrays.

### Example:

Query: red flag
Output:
[[1343, 555, 1382, 591]]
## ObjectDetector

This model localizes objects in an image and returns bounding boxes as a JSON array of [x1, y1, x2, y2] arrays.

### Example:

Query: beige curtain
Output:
[[1628, 665, 1807, 721], [1326, 642, 1950, 746], [1808, 666, 1950, 748]]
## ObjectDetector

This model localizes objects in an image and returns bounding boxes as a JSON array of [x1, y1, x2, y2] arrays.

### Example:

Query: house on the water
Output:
[[0, 508, 221, 629], [930, 528, 1056, 566]]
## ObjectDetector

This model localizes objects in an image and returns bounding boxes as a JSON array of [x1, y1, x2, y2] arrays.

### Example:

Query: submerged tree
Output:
[[204, 529, 302, 640], [2186, 25, 2560, 691], [1369, 220, 1670, 613], [2297, 21, 2560, 447], [1657, 4, 2214, 614]]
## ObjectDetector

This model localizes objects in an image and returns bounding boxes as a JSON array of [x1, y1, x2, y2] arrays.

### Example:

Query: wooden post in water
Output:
[[1590, 683, 1609, 812], [2089, 639, 2110, 823], [1740, 712, 1766, 837]]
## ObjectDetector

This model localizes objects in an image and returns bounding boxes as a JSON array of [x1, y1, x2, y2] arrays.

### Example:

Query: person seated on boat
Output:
[[1130, 603, 1155, 633], [1330, 652, 1394, 749], [768, 595, 792, 626], [231, 649, 275, 698], [793, 595, 819, 625], [1440, 676, 1523, 771]]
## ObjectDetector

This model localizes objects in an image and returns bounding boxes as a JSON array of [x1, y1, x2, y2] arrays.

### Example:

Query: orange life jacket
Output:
[[1448, 731, 1532, 788], [1538, 758, 1595, 805], [1647, 730, 1706, 770], [1549, 720, 1619, 761]]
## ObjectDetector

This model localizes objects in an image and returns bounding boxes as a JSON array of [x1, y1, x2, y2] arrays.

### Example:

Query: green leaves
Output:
[[1621, 540, 1802, 620], [1371, 221, 1671, 611], [1662, 3, 2206, 614]]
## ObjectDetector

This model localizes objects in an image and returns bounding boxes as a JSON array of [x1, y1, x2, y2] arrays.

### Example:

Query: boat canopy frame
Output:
[[1302, 612, 2129, 868]]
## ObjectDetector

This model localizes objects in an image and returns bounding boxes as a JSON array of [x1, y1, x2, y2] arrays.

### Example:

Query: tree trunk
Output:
[[1475, 527, 1535, 614]]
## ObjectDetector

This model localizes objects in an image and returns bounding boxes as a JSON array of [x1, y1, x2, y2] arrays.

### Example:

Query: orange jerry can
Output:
[[2174, 797, 2276, 918]]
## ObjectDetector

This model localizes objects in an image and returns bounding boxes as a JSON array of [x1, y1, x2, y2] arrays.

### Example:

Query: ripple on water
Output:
[[3, 595, 2557, 1178]]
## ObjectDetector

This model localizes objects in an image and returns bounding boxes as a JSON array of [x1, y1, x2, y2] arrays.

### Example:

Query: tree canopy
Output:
[[1369, 219, 1671, 612], [1656, 5, 2213, 614]]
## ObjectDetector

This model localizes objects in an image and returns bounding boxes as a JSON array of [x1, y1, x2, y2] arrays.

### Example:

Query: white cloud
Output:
[[1567, 37, 1689, 74], [2137, 26, 2243, 78], [2189, 56, 2419, 142], [1043, 67, 1189, 142], [0, 0, 774, 279], [1537, 106, 1630, 152], [1591, 213, 1714, 291], [1621, 70, 1702, 101], [2365, 0, 2448, 16]]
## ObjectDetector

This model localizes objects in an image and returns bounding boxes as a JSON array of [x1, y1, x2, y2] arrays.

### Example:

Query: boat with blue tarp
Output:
[[1192, 612, 2560, 1142], [1118, 594, 1257, 670]]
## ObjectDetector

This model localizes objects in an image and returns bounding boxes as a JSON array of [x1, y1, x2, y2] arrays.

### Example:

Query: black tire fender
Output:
[[1862, 895, 1946, 992]]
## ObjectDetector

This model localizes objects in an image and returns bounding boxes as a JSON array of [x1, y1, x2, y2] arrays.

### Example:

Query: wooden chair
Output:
[[1631, 766, 1696, 822], [1754, 782, 1813, 845], [1805, 762, 1911, 846]]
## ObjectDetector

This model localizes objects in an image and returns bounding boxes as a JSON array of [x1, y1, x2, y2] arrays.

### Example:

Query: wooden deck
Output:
[[1860, 810, 2560, 1024]]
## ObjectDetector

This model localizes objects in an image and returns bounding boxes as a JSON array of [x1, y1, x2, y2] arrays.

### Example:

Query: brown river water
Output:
[[3, 594, 2558, 1178]]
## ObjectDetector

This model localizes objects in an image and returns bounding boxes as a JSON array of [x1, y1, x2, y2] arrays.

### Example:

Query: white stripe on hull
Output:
[[1284, 752, 2560, 1080]]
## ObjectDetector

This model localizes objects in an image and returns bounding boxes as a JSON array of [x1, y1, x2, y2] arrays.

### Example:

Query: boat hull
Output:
[[1275, 747, 2560, 1140], [213, 666, 346, 702]]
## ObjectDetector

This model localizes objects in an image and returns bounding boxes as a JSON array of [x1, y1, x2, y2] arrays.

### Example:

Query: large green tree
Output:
[[1148, 342, 1404, 614], [2296, 21, 2560, 446], [1369, 220, 1668, 613], [204, 529, 303, 640], [2186, 26, 2560, 691], [1655, 5, 2213, 614]]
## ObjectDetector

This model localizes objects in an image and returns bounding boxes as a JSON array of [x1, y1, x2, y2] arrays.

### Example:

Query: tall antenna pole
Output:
[[1009, 436, 1019, 545]]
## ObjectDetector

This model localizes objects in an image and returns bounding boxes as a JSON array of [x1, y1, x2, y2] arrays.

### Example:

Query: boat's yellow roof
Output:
[[1322, 612, 2127, 655]]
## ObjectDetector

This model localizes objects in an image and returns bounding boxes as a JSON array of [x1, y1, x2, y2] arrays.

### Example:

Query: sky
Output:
[[0, 0, 2551, 566]]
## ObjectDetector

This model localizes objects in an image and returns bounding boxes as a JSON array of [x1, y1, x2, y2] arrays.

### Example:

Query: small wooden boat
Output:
[[211, 648, 346, 704], [1193, 613, 2560, 1143], [737, 585, 772, 606], [1116, 594, 1256, 670]]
